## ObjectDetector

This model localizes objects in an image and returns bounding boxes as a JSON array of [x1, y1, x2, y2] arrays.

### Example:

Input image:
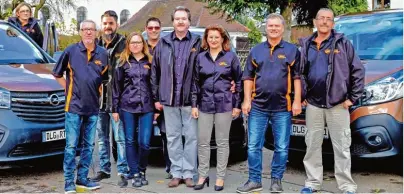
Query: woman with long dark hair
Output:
[[112, 32, 154, 188]]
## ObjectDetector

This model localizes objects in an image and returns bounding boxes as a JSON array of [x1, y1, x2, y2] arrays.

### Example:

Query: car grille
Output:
[[11, 91, 65, 123], [8, 140, 65, 157]]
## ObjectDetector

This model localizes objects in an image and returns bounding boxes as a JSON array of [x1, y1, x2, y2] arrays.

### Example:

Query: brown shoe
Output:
[[168, 178, 181, 188], [184, 178, 195, 187]]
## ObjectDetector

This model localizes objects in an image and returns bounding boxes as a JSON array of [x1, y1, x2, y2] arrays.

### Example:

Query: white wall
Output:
[[58, 0, 149, 34], [367, 0, 403, 10], [391, 0, 403, 8]]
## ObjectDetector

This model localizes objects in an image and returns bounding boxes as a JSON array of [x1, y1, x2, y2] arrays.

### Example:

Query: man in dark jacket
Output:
[[151, 6, 202, 188], [90, 10, 129, 187], [299, 8, 365, 194]]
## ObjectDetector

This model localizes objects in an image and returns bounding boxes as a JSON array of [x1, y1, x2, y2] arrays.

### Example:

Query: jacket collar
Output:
[[171, 31, 191, 41], [9, 17, 37, 27], [98, 33, 124, 48], [79, 41, 100, 54], [264, 39, 285, 49], [162, 30, 199, 44]]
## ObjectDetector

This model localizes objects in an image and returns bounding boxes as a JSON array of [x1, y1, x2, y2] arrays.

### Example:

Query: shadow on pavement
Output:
[[287, 152, 403, 175], [0, 155, 64, 177]]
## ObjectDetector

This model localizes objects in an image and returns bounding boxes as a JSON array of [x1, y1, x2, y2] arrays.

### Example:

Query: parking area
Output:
[[0, 149, 402, 193]]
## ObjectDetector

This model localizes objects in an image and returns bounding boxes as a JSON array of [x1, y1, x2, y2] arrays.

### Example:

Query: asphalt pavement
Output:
[[0, 148, 402, 193]]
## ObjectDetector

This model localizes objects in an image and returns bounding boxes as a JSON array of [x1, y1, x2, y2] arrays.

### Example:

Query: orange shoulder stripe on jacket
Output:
[[252, 59, 258, 68], [101, 65, 109, 75], [65, 63, 74, 112], [290, 60, 295, 67]]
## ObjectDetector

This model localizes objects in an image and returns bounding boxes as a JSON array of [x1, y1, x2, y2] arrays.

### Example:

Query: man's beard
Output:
[[103, 30, 117, 41]]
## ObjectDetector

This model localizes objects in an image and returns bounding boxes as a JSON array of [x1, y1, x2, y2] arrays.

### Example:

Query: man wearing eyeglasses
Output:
[[299, 8, 364, 194], [151, 6, 201, 188], [52, 20, 108, 193], [90, 10, 129, 188]]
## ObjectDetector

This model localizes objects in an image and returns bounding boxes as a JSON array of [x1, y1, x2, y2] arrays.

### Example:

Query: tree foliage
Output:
[[0, 0, 77, 20], [196, 0, 368, 26], [246, 20, 262, 46]]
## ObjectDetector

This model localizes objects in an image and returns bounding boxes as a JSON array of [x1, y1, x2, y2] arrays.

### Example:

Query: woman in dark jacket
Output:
[[191, 24, 242, 191], [112, 32, 154, 188], [8, 2, 44, 47]]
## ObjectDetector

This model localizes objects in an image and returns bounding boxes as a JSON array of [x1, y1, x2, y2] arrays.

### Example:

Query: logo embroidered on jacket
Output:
[[219, 62, 227, 66], [324, 49, 331, 54], [334, 49, 340, 54], [94, 60, 102, 65], [143, 65, 151, 69], [278, 54, 286, 59], [191, 48, 197, 52]]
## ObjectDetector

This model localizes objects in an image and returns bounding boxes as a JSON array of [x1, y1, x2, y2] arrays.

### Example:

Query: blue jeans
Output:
[[96, 111, 128, 175], [64, 112, 98, 183], [120, 110, 153, 176], [247, 108, 291, 182]]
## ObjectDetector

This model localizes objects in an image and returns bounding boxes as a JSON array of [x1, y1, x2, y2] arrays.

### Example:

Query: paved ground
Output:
[[0, 149, 402, 193]]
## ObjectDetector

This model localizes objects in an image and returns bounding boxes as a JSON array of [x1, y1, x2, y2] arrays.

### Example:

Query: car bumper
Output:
[[0, 110, 65, 162], [265, 113, 403, 159]]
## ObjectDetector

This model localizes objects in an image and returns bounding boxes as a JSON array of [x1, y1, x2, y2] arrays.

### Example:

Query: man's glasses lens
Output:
[[147, 26, 161, 31]]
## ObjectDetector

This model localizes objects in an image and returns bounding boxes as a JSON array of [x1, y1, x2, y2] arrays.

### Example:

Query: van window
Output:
[[335, 12, 403, 60], [0, 23, 46, 64]]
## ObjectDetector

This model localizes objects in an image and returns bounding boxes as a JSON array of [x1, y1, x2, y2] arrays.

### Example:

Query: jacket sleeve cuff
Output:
[[293, 75, 301, 80], [191, 101, 198, 108], [112, 106, 119, 113], [348, 96, 359, 104]]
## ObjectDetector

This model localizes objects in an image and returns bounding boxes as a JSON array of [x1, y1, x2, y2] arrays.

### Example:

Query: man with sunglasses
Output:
[[145, 17, 173, 180], [90, 10, 129, 188]]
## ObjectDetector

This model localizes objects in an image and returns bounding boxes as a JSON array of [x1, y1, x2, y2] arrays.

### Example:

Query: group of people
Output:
[[16, 3, 363, 194]]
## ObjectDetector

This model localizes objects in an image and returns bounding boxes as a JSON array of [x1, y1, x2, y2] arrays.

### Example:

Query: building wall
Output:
[[59, 0, 149, 34], [391, 0, 403, 8]]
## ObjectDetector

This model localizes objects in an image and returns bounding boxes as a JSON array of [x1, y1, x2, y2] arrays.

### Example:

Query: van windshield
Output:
[[335, 11, 403, 60], [0, 23, 45, 64]]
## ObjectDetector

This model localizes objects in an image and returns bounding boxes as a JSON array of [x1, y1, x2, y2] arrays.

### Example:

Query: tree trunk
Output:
[[281, 5, 292, 42], [33, 0, 46, 19]]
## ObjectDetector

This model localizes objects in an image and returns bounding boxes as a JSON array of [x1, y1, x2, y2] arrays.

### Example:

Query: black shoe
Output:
[[132, 174, 142, 188], [166, 172, 173, 179], [194, 177, 209, 190], [140, 172, 149, 186], [90, 171, 110, 182], [214, 185, 224, 191], [269, 178, 283, 193], [118, 174, 128, 188]]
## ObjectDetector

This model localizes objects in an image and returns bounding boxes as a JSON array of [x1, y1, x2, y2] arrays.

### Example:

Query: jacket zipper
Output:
[[180, 38, 199, 104], [168, 49, 173, 105]]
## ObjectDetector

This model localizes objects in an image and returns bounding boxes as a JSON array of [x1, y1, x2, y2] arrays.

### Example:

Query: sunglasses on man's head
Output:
[[147, 26, 161, 31]]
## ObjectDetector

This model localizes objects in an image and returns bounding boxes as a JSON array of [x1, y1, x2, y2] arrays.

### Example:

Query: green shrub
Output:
[[58, 35, 81, 51]]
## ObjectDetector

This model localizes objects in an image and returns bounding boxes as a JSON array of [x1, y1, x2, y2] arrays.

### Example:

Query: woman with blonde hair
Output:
[[112, 32, 154, 188], [191, 24, 242, 191], [8, 2, 43, 47]]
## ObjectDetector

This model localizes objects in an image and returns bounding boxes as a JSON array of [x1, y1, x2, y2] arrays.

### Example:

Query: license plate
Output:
[[42, 129, 66, 142], [291, 124, 329, 139]]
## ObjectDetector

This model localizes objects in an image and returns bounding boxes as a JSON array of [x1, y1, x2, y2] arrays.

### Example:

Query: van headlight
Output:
[[363, 70, 403, 105], [0, 89, 11, 109]]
